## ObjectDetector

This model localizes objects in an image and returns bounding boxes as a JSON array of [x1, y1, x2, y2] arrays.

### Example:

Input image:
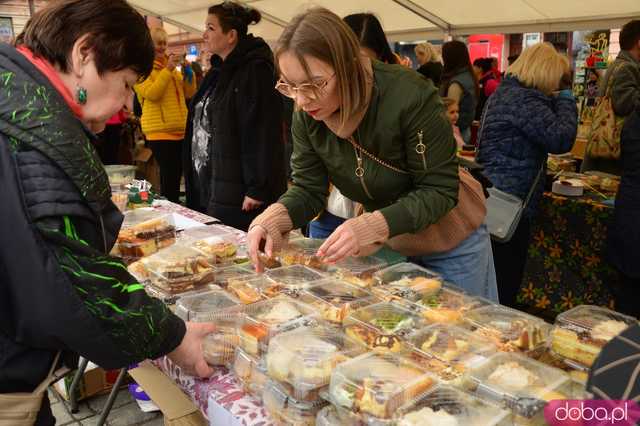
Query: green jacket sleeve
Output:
[[278, 112, 330, 229], [378, 86, 459, 237], [611, 63, 640, 117]]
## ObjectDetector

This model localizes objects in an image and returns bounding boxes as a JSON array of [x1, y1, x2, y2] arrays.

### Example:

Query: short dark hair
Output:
[[620, 20, 640, 51], [473, 57, 493, 73], [16, 0, 154, 79], [208, 2, 261, 37], [343, 13, 398, 65]]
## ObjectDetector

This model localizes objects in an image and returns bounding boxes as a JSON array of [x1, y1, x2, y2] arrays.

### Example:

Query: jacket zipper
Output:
[[353, 147, 374, 200], [416, 130, 427, 171]]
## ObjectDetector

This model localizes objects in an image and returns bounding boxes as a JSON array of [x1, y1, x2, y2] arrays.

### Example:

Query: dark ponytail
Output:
[[208, 1, 261, 37]]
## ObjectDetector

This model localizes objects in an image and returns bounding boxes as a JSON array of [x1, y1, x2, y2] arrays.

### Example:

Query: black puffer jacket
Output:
[[184, 35, 287, 231], [0, 44, 185, 421]]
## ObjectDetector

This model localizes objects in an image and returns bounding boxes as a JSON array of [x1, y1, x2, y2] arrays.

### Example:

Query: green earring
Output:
[[76, 85, 87, 105]]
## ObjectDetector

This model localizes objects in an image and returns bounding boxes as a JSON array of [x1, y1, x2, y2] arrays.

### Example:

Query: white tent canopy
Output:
[[129, 0, 640, 43]]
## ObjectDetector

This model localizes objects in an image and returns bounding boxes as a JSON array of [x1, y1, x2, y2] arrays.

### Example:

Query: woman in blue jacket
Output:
[[477, 42, 577, 307]]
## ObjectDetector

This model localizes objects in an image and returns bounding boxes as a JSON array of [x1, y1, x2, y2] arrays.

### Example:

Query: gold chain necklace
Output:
[[347, 132, 409, 176]]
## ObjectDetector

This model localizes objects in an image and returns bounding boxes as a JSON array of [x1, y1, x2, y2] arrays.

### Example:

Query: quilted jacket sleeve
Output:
[[518, 94, 578, 155]]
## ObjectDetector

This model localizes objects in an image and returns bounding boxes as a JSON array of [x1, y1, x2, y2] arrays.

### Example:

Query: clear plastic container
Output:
[[373, 262, 442, 288], [114, 208, 176, 261], [174, 288, 241, 324], [127, 245, 215, 295], [278, 238, 328, 271], [343, 302, 424, 353], [299, 279, 379, 325], [550, 305, 636, 370], [104, 164, 137, 187], [231, 347, 268, 398], [331, 256, 389, 288], [315, 405, 341, 426], [203, 332, 240, 366], [227, 275, 270, 304], [395, 385, 511, 426], [404, 324, 496, 384], [463, 305, 551, 353], [262, 379, 328, 426], [237, 296, 317, 357], [111, 188, 129, 212], [266, 325, 366, 394], [465, 352, 571, 424], [179, 226, 243, 265], [264, 265, 326, 294], [211, 264, 257, 288], [328, 352, 435, 421]]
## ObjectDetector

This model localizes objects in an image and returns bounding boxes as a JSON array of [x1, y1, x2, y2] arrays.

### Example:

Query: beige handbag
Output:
[[0, 352, 65, 426]]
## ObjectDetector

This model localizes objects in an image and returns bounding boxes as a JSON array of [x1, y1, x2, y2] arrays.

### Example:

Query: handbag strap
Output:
[[33, 352, 64, 395]]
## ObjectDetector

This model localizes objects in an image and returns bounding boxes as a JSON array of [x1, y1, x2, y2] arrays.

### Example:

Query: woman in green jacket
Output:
[[247, 8, 498, 300]]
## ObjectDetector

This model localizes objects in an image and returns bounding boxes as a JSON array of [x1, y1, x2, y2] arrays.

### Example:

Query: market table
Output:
[[516, 191, 619, 321]]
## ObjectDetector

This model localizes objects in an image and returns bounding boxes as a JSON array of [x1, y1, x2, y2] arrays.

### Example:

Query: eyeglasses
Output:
[[275, 73, 335, 100]]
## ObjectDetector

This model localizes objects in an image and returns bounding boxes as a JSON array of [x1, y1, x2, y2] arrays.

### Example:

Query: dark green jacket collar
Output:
[[0, 44, 110, 214]]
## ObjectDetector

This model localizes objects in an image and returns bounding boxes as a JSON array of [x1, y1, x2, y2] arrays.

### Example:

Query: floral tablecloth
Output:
[[154, 357, 275, 426], [517, 192, 618, 321]]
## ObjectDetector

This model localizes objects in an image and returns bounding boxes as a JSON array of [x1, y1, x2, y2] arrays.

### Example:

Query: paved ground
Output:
[[48, 387, 163, 426]]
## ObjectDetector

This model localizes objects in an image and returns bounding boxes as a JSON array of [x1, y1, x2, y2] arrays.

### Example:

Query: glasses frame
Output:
[[275, 73, 336, 100]]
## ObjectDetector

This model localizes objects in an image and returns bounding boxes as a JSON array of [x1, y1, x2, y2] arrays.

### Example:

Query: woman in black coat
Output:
[[184, 1, 287, 231]]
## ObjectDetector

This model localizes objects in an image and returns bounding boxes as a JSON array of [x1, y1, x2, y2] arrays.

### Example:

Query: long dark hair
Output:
[[442, 40, 479, 96], [343, 13, 398, 65], [208, 1, 261, 37]]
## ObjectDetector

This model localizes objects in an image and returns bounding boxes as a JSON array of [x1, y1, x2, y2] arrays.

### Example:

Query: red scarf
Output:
[[16, 46, 84, 119]]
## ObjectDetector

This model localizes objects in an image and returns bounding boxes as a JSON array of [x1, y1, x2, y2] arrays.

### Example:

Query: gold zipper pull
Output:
[[355, 156, 365, 178]]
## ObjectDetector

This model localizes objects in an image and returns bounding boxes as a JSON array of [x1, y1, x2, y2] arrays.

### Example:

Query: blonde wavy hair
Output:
[[415, 42, 441, 64], [149, 27, 168, 44], [507, 42, 569, 95]]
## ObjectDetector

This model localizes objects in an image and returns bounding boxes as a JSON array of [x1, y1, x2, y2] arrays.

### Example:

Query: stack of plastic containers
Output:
[[299, 279, 379, 326], [113, 208, 176, 262]]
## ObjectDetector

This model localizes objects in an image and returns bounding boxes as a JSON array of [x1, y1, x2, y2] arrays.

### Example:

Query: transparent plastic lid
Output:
[[179, 228, 242, 265], [405, 324, 496, 384], [466, 352, 570, 418], [550, 305, 636, 369], [202, 332, 240, 366], [463, 305, 551, 352], [266, 325, 366, 393], [231, 347, 268, 397], [343, 302, 423, 353], [115, 209, 176, 259], [330, 256, 389, 288], [262, 379, 327, 426], [373, 262, 442, 287], [299, 279, 378, 324], [226, 275, 270, 304], [395, 385, 511, 426], [237, 296, 317, 357], [211, 265, 257, 288], [264, 265, 326, 291], [104, 165, 136, 186], [144, 283, 219, 305], [128, 245, 215, 293], [174, 288, 241, 324], [120, 208, 174, 229], [328, 352, 434, 420], [278, 238, 328, 271]]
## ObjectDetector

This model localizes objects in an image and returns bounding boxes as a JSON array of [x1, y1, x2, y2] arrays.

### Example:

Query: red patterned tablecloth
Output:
[[151, 200, 219, 225], [154, 357, 275, 426]]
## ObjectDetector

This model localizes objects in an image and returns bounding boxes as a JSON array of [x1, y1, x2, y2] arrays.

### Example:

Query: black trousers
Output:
[[491, 217, 532, 309], [96, 124, 122, 165], [611, 273, 640, 319], [149, 140, 182, 203]]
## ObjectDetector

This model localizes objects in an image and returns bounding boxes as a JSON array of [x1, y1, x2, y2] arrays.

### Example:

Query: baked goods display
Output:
[[203, 332, 241, 366], [174, 288, 241, 323], [232, 347, 269, 399], [127, 245, 215, 298], [299, 279, 379, 325], [463, 305, 550, 353], [331, 255, 388, 288], [465, 353, 571, 424], [227, 276, 273, 304], [114, 209, 176, 261], [262, 379, 327, 426], [264, 265, 326, 295], [266, 325, 366, 395], [395, 385, 510, 426], [328, 352, 434, 422], [277, 238, 327, 271], [237, 296, 317, 357], [550, 305, 636, 369], [180, 226, 242, 265], [405, 324, 496, 384], [343, 302, 423, 353], [373, 262, 442, 288]]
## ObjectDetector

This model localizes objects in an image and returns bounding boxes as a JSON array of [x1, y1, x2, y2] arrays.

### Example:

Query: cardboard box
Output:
[[134, 145, 161, 191], [54, 362, 114, 402], [129, 361, 206, 426]]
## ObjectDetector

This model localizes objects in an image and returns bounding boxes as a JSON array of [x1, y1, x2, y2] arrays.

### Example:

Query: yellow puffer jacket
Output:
[[135, 61, 188, 140]]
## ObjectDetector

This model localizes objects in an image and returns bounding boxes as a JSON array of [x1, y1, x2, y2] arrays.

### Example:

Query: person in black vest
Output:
[[415, 42, 443, 87], [183, 1, 287, 231]]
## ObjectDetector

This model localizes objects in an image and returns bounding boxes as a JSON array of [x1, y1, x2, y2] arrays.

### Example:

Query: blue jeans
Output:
[[410, 224, 499, 302], [308, 211, 346, 239]]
